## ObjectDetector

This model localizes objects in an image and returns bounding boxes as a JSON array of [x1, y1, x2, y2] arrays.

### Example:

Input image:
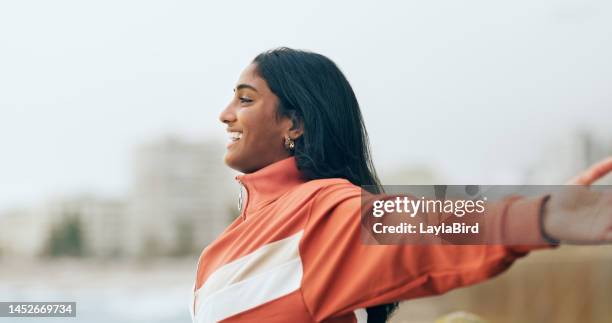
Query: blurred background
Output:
[[1, 0, 611, 322]]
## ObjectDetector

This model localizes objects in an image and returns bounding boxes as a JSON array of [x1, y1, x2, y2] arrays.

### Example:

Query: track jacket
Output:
[[191, 157, 552, 322]]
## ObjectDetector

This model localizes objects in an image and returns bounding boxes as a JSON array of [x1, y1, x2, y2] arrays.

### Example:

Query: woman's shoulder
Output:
[[294, 178, 371, 205], [298, 177, 359, 193], [299, 179, 373, 226], [281, 178, 360, 203]]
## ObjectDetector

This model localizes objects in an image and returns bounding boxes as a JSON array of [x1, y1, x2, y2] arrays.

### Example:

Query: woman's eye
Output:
[[239, 97, 253, 104]]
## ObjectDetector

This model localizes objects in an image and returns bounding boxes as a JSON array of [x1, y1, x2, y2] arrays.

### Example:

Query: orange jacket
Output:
[[191, 157, 552, 323]]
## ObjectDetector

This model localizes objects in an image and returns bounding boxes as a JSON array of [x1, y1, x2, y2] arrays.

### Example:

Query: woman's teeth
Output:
[[229, 132, 242, 141]]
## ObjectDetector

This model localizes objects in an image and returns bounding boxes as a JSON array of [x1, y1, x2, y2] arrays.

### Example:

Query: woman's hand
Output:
[[542, 157, 612, 244]]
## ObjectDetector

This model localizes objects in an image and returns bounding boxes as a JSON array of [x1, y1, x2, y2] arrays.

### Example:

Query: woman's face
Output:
[[219, 63, 294, 173]]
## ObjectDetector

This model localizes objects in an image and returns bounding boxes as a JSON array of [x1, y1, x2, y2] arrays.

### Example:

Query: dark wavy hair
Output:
[[253, 47, 398, 323]]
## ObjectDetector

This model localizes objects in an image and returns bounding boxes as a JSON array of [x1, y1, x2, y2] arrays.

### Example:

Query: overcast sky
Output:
[[1, 0, 611, 210]]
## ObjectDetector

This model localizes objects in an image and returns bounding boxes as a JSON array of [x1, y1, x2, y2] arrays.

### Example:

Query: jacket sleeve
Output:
[[299, 184, 555, 321]]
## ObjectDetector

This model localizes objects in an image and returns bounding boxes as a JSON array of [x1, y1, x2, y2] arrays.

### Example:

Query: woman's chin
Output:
[[223, 152, 246, 173], [223, 152, 237, 168]]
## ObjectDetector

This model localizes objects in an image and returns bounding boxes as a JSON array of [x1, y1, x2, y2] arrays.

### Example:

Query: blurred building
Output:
[[0, 207, 49, 259], [0, 196, 127, 259], [44, 195, 128, 258], [1, 135, 237, 260], [126, 136, 235, 257]]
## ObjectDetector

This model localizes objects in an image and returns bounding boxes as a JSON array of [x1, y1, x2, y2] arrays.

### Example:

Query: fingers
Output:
[[567, 157, 612, 185]]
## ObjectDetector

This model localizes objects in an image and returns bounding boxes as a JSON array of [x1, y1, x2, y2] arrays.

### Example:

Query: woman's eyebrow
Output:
[[234, 84, 258, 92]]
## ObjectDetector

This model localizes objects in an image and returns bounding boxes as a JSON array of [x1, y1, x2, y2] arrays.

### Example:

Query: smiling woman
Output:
[[191, 47, 612, 323]]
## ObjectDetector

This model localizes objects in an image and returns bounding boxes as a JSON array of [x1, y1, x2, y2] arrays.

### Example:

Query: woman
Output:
[[191, 47, 612, 323]]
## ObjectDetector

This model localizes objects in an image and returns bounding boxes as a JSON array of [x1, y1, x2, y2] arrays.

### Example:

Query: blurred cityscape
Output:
[[0, 136, 237, 261], [0, 130, 611, 323]]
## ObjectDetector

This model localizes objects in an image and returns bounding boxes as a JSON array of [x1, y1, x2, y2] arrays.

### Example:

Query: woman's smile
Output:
[[227, 131, 243, 148]]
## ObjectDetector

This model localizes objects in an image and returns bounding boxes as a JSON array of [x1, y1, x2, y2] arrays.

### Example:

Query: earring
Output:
[[284, 135, 295, 150]]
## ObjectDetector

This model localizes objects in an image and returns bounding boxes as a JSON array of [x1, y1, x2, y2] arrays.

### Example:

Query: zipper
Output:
[[236, 179, 249, 221]]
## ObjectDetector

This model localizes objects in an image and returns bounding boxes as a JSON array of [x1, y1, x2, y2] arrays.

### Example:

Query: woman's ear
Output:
[[288, 119, 304, 139], [286, 111, 304, 139]]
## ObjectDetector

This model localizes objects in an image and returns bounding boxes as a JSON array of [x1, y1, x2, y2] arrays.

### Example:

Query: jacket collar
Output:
[[235, 157, 306, 217]]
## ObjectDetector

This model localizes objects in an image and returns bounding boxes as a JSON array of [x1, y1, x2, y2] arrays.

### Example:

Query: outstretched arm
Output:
[[300, 185, 551, 321], [300, 158, 612, 321]]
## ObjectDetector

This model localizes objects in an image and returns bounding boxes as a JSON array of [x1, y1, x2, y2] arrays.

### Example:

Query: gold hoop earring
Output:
[[284, 136, 295, 151]]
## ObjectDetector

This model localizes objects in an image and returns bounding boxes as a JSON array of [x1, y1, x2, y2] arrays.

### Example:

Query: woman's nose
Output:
[[219, 103, 237, 124]]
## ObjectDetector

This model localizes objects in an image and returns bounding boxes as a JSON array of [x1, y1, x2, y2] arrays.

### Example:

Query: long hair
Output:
[[253, 47, 398, 323]]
